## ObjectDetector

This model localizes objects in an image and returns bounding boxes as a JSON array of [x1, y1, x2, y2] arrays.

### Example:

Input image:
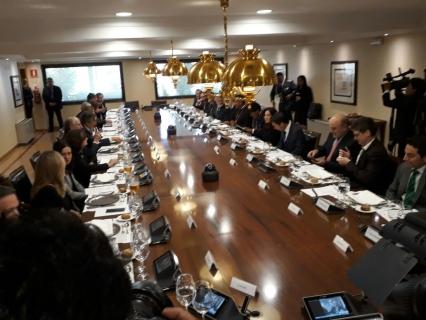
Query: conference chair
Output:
[[29, 151, 41, 170], [9, 166, 32, 204]]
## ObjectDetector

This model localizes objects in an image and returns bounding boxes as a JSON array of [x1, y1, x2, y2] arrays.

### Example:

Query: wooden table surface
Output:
[[85, 108, 383, 319]]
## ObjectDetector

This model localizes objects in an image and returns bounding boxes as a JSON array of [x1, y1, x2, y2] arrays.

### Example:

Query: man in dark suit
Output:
[[272, 111, 305, 156], [386, 136, 426, 210], [270, 72, 296, 114], [307, 113, 360, 173], [336, 117, 392, 195], [42, 77, 63, 132]]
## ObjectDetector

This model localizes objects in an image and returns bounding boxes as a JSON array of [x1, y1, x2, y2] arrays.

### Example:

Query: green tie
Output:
[[404, 169, 419, 208]]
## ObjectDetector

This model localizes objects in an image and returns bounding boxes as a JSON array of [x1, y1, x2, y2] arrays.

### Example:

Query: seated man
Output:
[[0, 176, 19, 222], [76, 101, 93, 119], [336, 117, 392, 194], [0, 209, 194, 320], [272, 111, 305, 156], [387, 136, 426, 209], [307, 114, 360, 173]]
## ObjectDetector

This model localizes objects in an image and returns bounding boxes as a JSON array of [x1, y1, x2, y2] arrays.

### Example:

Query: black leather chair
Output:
[[9, 166, 32, 204], [124, 101, 140, 112], [303, 130, 321, 160], [29, 151, 41, 169]]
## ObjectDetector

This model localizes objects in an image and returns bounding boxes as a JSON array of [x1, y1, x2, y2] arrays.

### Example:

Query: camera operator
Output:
[[382, 77, 426, 158]]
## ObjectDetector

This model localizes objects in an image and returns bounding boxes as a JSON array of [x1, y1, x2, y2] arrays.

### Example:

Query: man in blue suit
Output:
[[272, 112, 305, 156], [387, 136, 426, 210]]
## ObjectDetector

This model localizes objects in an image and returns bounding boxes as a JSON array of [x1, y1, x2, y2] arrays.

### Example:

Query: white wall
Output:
[[257, 31, 426, 142], [0, 60, 24, 157]]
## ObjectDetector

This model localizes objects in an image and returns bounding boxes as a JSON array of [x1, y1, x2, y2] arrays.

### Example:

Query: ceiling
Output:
[[1, 0, 425, 62]]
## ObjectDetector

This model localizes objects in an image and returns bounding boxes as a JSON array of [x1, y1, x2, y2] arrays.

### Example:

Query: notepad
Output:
[[347, 190, 385, 206]]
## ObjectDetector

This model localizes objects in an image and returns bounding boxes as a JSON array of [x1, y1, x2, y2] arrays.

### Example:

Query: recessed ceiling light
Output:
[[115, 12, 132, 17], [329, 40, 335, 44], [293, 44, 297, 48], [384, 33, 390, 37], [5, 58, 9, 61], [256, 9, 272, 15]]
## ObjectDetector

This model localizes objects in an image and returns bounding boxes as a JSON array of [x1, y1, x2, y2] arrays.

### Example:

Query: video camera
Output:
[[381, 68, 415, 92]]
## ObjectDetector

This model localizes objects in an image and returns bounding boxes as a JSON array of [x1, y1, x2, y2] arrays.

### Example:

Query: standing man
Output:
[[22, 80, 33, 118], [270, 72, 296, 114], [42, 77, 63, 132], [270, 72, 284, 110], [386, 136, 426, 210]]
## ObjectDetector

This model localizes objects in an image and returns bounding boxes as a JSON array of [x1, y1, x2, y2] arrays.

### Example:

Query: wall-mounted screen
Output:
[[42, 63, 125, 104], [155, 61, 222, 99]]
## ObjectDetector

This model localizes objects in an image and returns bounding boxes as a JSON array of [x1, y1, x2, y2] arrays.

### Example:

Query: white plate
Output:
[[354, 205, 375, 214]]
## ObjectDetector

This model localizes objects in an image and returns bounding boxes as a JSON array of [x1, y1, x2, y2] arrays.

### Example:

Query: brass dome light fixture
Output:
[[162, 40, 188, 88], [222, 44, 275, 106], [188, 51, 225, 86], [143, 51, 161, 79]]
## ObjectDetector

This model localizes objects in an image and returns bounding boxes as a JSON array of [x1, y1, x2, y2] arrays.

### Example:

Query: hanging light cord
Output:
[[221, 0, 229, 67]]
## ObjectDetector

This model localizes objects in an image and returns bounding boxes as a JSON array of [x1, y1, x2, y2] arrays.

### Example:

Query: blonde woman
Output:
[[30, 151, 67, 209]]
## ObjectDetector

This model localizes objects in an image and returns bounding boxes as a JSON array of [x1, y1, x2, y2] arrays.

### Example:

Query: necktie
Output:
[[404, 169, 419, 208], [281, 131, 287, 145], [355, 148, 364, 165], [326, 139, 339, 162]]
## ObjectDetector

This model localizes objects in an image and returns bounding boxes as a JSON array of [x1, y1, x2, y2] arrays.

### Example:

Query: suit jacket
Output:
[[253, 125, 280, 146], [42, 85, 62, 110], [277, 122, 305, 156], [71, 150, 109, 188], [316, 131, 360, 173], [386, 163, 426, 210], [344, 139, 392, 195]]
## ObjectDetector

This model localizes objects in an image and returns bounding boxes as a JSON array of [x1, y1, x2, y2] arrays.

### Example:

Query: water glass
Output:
[[176, 274, 195, 310], [193, 280, 215, 319]]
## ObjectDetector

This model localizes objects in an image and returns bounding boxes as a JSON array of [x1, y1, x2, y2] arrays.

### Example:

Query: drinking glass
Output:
[[132, 230, 150, 280], [128, 194, 143, 217], [124, 161, 133, 175], [193, 280, 215, 319], [129, 175, 140, 195], [176, 274, 195, 310], [337, 176, 351, 207]]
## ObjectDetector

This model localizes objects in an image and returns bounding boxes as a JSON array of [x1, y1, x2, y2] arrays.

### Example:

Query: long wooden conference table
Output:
[[85, 108, 382, 319]]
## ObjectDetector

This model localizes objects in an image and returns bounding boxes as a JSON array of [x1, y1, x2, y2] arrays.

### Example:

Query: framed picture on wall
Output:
[[273, 63, 288, 79], [330, 61, 358, 105], [10, 75, 23, 108]]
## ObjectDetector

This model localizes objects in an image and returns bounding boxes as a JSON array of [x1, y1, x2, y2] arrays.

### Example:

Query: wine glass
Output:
[[132, 230, 150, 280], [176, 274, 195, 310], [193, 280, 215, 319]]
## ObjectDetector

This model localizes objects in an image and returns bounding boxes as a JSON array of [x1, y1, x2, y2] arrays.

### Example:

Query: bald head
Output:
[[64, 117, 82, 134], [329, 114, 349, 139]]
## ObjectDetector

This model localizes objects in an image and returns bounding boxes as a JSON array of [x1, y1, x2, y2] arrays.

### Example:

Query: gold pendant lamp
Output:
[[143, 51, 161, 79], [187, 51, 225, 86], [162, 40, 188, 88], [222, 44, 275, 106]]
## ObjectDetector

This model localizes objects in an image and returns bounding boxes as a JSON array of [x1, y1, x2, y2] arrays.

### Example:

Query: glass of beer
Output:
[[116, 177, 128, 194], [124, 161, 133, 175], [129, 176, 140, 195]]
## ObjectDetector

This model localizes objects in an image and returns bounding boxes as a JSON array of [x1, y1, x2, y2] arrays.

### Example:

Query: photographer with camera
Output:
[[382, 71, 426, 157]]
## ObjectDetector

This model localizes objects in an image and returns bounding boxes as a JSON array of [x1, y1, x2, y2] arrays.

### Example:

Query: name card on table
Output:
[[246, 154, 254, 162], [214, 146, 220, 154], [231, 142, 237, 150], [164, 169, 171, 179], [205, 250, 218, 274], [258, 179, 269, 190], [288, 202, 302, 216], [280, 176, 303, 189], [217, 134, 222, 141], [315, 197, 345, 213], [333, 235, 353, 253], [203, 137, 208, 143], [364, 226, 382, 243], [229, 158, 237, 166], [186, 215, 197, 229], [230, 277, 257, 297]]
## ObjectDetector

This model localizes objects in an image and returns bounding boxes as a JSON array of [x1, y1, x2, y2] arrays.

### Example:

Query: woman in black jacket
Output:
[[253, 107, 281, 146], [294, 75, 313, 126], [53, 139, 88, 212], [30, 151, 67, 210], [65, 129, 117, 188]]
